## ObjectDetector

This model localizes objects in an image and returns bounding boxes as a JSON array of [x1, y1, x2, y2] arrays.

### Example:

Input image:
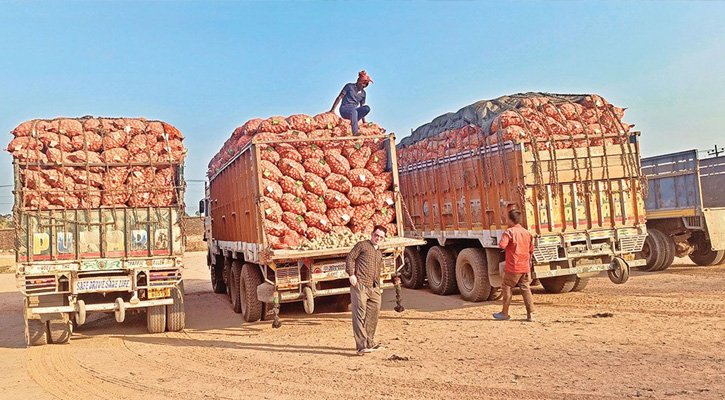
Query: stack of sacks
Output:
[[398, 93, 633, 167], [210, 113, 395, 250], [6, 118, 186, 210]]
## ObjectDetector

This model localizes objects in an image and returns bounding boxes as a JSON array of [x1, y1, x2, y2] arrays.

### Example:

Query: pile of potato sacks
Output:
[[6, 118, 186, 210], [209, 113, 396, 250], [398, 94, 633, 167]]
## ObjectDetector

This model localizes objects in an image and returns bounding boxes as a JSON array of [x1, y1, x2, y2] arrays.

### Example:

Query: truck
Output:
[[10, 117, 186, 345], [396, 93, 648, 300], [202, 129, 424, 326], [639, 149, 725, 270]]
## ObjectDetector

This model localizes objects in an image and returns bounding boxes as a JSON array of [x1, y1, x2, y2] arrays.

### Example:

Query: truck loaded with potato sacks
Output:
[[396, 93, 648, 300], [7, 117, 187, 345], [202, 113, 424, 326]]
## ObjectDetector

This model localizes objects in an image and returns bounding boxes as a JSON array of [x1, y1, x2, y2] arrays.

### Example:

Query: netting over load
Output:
[[210, 113, 395, 250], [7, 117, 187, 210], [397, 92, 634, 167]]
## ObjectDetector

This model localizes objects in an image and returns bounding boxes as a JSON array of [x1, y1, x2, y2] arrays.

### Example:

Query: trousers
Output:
[[350, 281, 381, 351], [340, 105, 370, 135]]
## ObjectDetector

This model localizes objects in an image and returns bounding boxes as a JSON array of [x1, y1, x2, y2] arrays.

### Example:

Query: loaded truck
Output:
[[639, 149, 725, 270], [202, 114, 423, 326], [9, 117, 187, 345], [396, 93, 648, 300]]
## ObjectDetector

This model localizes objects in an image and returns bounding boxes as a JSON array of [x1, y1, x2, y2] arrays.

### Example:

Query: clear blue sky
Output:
[[1, 1, 723, 214]]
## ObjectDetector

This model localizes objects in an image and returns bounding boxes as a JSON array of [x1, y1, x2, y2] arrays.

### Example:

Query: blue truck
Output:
[[640, 150, 725, 270]]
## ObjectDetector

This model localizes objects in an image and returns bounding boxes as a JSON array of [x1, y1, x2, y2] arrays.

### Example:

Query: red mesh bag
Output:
[[253, 131, 280, 143], [565, 120, 584, 135], [40, 169, 74, 189], [38, 132, 73, 152], [383, 223, 397, 236], [543, 117, 566, 136], [351, 220, 374, 235], [128, 134, 156, 155], [580, 109, 599, 125], [298, 144, 325, 160], [313, 112, 342, 129], [286, 114, 318, 132], [358, 122, 385, 136], [24, 190, 50, 210], [261, 178, 283, 202], [35, 120, 60, 133], [374, 191, 395, 210], [303, 193, 327, 214], [103, 130, 129, 149], [75, 185, 101, 208], [277, 146, 303, 163], [303, 172, 327, 196], [131, 151, 159, 164], [128, 167, 155, 185], [264, 220, 289, 237], [347, 169, 375, 187], [521, 96, 549, 108], [7, 137, 42, 152], [559, 102, 585, 120], [21, 170, 46, 189], [582, 94, 610, 109], [280, 193, 307, 214], [47, 190, 80, 209], [323, 189, 350, 208], [347, 146, 371, 169], [241, 118, 264, 136], [282, 212, 308, 236], [261, 196, 283, 222], [258, 116, 290, 134], [304, 212, 331, 232], [327, 206, 353, 226], [151, 167, 177, 206], [102, 148, 130, 163], [324, 147, 342, 157], [351, 204, 375, 225], [154, 139, 185, 162], [280, 130, 308, 140], [279, 158, 305, 181], [122, 119, 147, 135], [306, 226, 325, 240], [45, 148, 68, 164], [260, 146, 281, 163], [128, 183, 154, 207], [260, 160, 283, 182], [372, 207, 395, 225], [371, 172, 393, 194], [279, 176, 305, 197], [161, 122, 183, 139], [348, 187, 374, 205], [68, 150, 103, 165], [491, 111, 524, 134], [332, 121, 352, 137], [541, 103, 566, 125], [325, 173, 352, 193], [585, 124, 604, 136], [146, 121, 164, 137], [307, 130, 331, 147], [101, 168, 131, 206], [365, 150, 387, 175], [71, 132, 103, 152], [331, 226, 353, 235], [11, 121, 34, 137], [303, 158, 331, 178], [488, 125, 526, 144], [325, 153, 350, 175]]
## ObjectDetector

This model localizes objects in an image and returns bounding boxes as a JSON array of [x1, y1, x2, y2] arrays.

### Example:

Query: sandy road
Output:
[[1, 251, 724, 399]]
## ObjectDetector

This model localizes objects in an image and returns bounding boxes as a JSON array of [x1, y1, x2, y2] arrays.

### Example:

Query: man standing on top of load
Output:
[[346, 224, 387, 355], [330, 70, 373, 136], [493, 209, 536, 322]]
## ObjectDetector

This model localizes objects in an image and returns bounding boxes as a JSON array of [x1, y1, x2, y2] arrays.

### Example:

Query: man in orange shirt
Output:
[[493, 209, 535, 322]]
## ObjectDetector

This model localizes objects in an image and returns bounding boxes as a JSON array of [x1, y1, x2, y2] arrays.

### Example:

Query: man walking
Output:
[[346, 225, 387, 355], [493, 209, 536, 322], [330, 70, 373, 135]]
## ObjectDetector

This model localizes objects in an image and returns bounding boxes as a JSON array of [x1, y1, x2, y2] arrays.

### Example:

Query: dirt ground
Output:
[[1, 252, 723, 400]]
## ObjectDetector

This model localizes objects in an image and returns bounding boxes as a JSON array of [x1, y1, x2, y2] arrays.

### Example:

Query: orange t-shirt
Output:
[[498, 224, 534, 274]]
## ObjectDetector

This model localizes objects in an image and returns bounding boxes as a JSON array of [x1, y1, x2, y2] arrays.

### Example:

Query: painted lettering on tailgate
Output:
[[75, 278, 131, 292]]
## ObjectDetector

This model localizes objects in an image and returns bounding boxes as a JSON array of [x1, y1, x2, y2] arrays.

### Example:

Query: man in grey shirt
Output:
[[346, 224, 387, 355]]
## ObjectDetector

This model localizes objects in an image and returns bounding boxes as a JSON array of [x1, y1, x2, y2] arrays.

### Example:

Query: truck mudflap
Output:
[[703, 208, 725, 250]]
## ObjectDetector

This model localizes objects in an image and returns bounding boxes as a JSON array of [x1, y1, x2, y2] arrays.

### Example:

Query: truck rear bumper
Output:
[[533, 259, 645, 279], [26, 298, 173, 318], [262, 282, 395, 303]]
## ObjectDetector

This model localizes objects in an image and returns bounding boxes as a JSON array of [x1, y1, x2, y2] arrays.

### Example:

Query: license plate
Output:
[[148, 287, 171, 299], [74, 278, 132, 293]]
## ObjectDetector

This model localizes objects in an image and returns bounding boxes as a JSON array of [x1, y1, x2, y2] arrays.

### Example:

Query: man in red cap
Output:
[[330, 70, 373, 135]]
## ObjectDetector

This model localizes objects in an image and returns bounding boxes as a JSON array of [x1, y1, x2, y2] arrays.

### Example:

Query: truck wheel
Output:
[[640, 229, 666, 271], [455, 248, 492, 302], [689, 237, 725, 266], [608, 257, 630, 284], [230, 260, 243, 313], [146, 305, 167, 334], [27, 319, 48, 346], [48, 314, 71, 344], [75, 299, 87, 326], [487, 286, 502, 301], [302, 286, 314, 314], [336, 294, 352, 312], [114, 297, 126, 323], [425, 246, 458, 295], [211, 255, 227, 294], [166, 282, 186, 332], [540, 275, 577, 293], [571, 276, 589, 292], [240, 263, 263, 322], [401, 247, 425, 289], [654, 232, 676, 271]]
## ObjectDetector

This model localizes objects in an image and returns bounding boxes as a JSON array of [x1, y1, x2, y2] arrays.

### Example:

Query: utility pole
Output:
[[707, 145, 724, 158]]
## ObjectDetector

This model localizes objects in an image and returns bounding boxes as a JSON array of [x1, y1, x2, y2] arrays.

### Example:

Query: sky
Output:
[[0, 1, 723, 215]]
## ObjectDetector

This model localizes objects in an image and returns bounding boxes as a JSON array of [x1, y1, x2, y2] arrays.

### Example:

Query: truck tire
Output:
[[166, 282, 186, 332], [571, 276, 589, 292], [608, 257, 630, 284], [302, 286, 314, 314], [640, 229, 666, 271], [336, 294, 352, 312], [540, 275, 577, 294], [401, 247, 425, 289], [146, 305, 167, 334], [654, 232, 676, 271], [487, 287, 502, 301], [689, 249, 725, 266], [230, 260, 243, 313], [454, 248, 492, 302], [48, 315, 71, 344], [211, 254, 227, 294], [425, 246, 458, 295], [27, 319, 47, 346], [240, 263, 263, 322]]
